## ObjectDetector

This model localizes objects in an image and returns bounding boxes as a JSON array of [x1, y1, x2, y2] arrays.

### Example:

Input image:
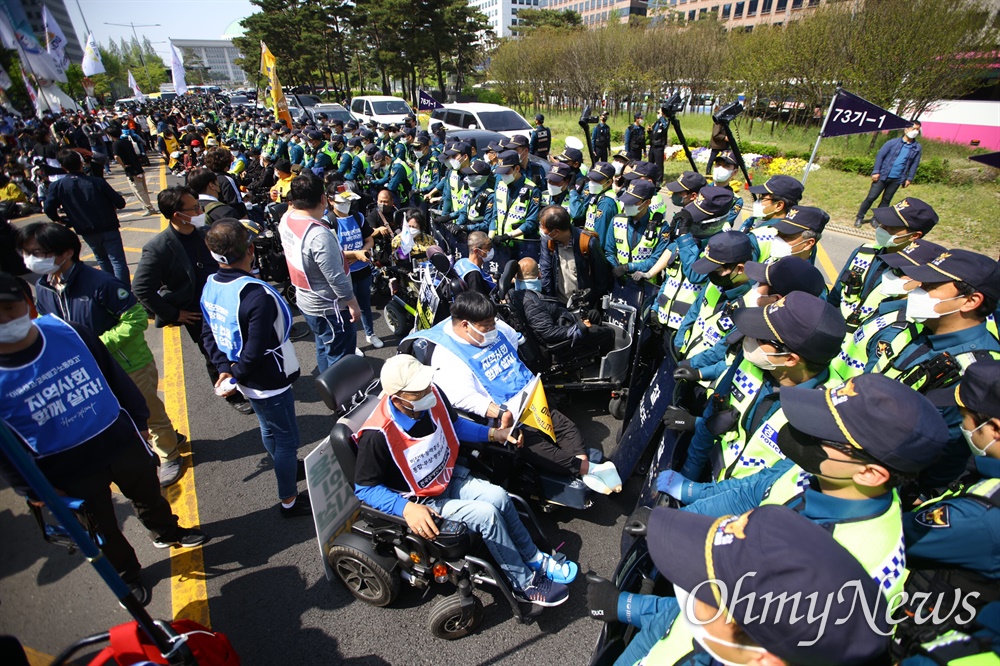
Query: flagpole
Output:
[[803, 86, 840, 186]]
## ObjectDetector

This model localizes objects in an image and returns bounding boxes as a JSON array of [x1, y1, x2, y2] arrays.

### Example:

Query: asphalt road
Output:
[[0, 166, 863, 665]]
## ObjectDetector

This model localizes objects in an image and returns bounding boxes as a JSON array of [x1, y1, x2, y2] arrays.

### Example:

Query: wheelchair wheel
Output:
[[608, 395, 626, 420], [328, 546, 400, 607], [427, 593, 483, 640], [282, 282, 297, 307], [384, 299, 412, 337]]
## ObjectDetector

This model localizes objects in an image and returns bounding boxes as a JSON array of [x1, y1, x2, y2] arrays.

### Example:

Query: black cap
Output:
[[556, 147, 583, 164], [444, 141, 471, 157], [363, 143, 378, 156], [460, 159, 491, 176], [618, 179, 656, 206], [880, 239, 947, 270], [901, 249, 1000, 301], [872, 197, 939, 233], [928, 359, 1000, 417], [744, 256, 827, 299], [274, 158, 292, 173], [329, 134, 345, 145], [405, 112, 417, 121], [546, 162, 574, 183], [332, 118, 344, 126], [495, 151, 521, 173], [748, 174, 804, 201], [665, 171, 708, 193], [412, 134, 429, 147], [507, 134, 529, 148], [733, 292, 847, 364], [306, 130, 323, 141], [346, 120, 358, 129], [587, 161, 616, 182], [684, 186, 735, 223], [713, 151, 738, 166], [774, 206, 830, 236], [534, 113, 544, 122], [486, 140, 505, 153], [346, 137, 362, 148], [0, 272, 26, 302], [780, 373, 949, 474], [372, 150, 387, 161], [691, 230, 753, 274], [633, 112, 643, 119], [648, 505, 891, 666], [623, 160, 656, 181], [270, 122, 283, 130]]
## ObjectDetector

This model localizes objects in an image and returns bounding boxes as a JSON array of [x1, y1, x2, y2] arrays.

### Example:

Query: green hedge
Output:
[[827, 156, 951, 184]]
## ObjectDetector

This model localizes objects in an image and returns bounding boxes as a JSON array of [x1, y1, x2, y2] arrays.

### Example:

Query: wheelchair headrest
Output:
[[497, 259, 519, 300], [315, 354, 383, 412], [427, 247, 452, 276], [398, 337, 435, 366]]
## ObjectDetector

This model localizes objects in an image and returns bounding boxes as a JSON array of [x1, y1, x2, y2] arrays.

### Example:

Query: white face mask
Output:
[[624, 204, 640, 217], [482, 247, 495, 263], [468, 322, 499, 348], [875, 227, 912, 249], [0, 312, 33, 344], [187, 213, 206, 228], [612, 162, 624, 175], [334, 202, 352, 216], [713, 166, 734, 182], [962, 420, 999, 457], [906, 130, 919, 139], [448, 158, 462, 170], [751, 201, 767, 219], [588, 180, 605, 195], [879, 271, 911, 297], [500, 173, 516, 185], [674, 585, 767, 666], [23, 254, 62, 275], [414, 149, 425, 158], [742, 336, 787, 372], [768, 238, 793, 259], [905, 288, 963, 323], [466, 175, 488, 189], [400, 392, 437, 413], [547, 183, 563, 197]]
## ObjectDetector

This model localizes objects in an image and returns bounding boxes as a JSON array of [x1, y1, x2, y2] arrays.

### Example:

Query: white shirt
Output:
[[428, 320, 523, 417]]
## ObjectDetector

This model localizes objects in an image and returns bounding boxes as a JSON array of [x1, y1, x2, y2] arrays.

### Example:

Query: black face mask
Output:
[[776, 425, 860, 480], [671, 193, 686, 208], [708, 271, 736, 289]]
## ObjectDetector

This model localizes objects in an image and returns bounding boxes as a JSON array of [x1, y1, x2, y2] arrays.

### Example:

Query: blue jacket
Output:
[[44, 171, 126, 234], [873, 137, 921, 183]]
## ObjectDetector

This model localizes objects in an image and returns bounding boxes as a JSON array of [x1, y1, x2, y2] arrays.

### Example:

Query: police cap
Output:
[[587, 161, 616, 182], [306, 130, 324, 142], [774, 206, 830, 236], [618, 179, 656, 206], [556, 147, 583, 164], [623, 160, 657, 181], [346, 137, 362, 148], [732, 291, 847, 364], [535, 113, 544, 122], [665, 170, 708, 193], [372, 150, 387, 162], [460, 159, 491, 176], [363, 143, 378, 156], [691, 230, 753, 274], [684, 186, 735, 224], [902, 248, 1000, 302], [486, 140, 505, 153], [507, 134, 529, 149], [871, 197, 939, 233], [546, 162, 574, 184], [494, 151, 521, 174], [413, 134, 430, 147], [744, 256, 826, 299], [748, 174, 804, 202], [444, 142, 472, 158], [879, 239, 947, 270]]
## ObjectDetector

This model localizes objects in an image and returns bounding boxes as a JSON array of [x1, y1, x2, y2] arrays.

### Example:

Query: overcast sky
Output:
[[66, 0, 257, 61]]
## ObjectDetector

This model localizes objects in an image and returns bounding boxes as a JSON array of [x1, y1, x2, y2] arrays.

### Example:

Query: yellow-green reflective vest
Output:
[[656, 256, 702, 330], [448, 170, 471, 212], [391, 158, 413, 197], [715, 359, 788, 481], [494, 178, 536, 236], [612, 215, 659, 266], [830, 306, 919, 381], [679, 286, 753, 359], [415, 157, 438, 191], [584, 190, 618, 233], [838, 244, 880, 323], [635, 613, 697, 666]]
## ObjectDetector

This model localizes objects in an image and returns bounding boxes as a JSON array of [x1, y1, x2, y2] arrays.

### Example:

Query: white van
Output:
[[349, 95, 414, 125], [429, 103, 532, 139]]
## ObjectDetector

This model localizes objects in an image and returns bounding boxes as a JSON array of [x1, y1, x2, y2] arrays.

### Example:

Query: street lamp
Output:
[[104, 22, 161, 88]]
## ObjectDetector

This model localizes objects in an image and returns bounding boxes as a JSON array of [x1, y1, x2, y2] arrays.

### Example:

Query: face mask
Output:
[[414, 149, 425, 158], [713, 166, 734, 182], [467, 322, 499, 347], [624, 204, 640, 217], [742, 336, 787, 372], [612, 162, 624, 175], [906, 130, 919, 139], [905, 288, 963, 323], [23, 254, 62, 275], [879, 271, 911, 297], [588, 181, 605, 195], [768, 238, 794, 259], [231, 150, 239, 157], [516, 278, 542, 292], [547, 183, 564, 197], [481, 248, 495, 263], [448, 158, 462, 170], [400, 392, 437, 413], [185, 213, 206, 228], [751, 201, 767, 219], [193, 147, 202, 154], [378, 203, 394, 213], [708, 269, 737, 289], [500, 173, 516, 185], [0, 312, 33, 344], [466, 175, 488, 189], [776, 425, 862, 479], [334, 202, 352, 216], [670, 192, 686, 208], [673, 586, 767, 666], [961, 421, 999, 457], [875, 227, 912, 249]]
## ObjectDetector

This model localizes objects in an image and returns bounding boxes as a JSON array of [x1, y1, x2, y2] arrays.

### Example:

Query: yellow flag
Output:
[[260, 41, 292, 128], [518, 375, 556, 442]]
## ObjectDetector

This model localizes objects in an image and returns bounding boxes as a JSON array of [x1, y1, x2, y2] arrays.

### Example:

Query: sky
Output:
[[65, 0, 258, 62]]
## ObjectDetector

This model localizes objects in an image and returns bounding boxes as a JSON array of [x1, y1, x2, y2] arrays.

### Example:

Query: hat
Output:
[[274, 158, 292, 173], [557, 147, 583, 164], [405, 112, 417, 121], [444, 141, 471, 157], [684, 186, 735, 223], [306, 130, 324, 141], [401, 127, 415, 137], [599, 110, 609, 118], [665, 171, 708, 193], [495, 151, 521, 174], [486, 140, 505, 153], [372, 150, 387, 162], [346, 137, 362, 148], [413, 134, 429, 147], [587, 161, 616, 182], [713, 151, 738, 166], [744, 256, 826, 298], [612, 150, 630, 162], [748, 174, 804, 202], [546, 162, 574, 183], [534, 113, 544, 122], [901, 249, 1000, 302], [928, 359, 1000, 416], [872, 197, 939, 233], [780, 373, 949, 474], [190, 139, 202, 147], [623, 161, 657, 181], [507, 134, 529, 148], [618, 179, 656, 206], [380, 354, 434, 396], [460, 159, 491, 176], [648, 505, 891, 666], [332, 183, 361, 203], [633, 112, 643, 120], [363, 143, 378, 156], [774, 206, 830, 236], [880, 239, 947, 270], [691, 230, 754, 274], [0, 272, 26, 302], [271, 122, 283, 131], [733, 292, 847, 364], [329, 134, 345, 145], [205, 138, 218, 146]]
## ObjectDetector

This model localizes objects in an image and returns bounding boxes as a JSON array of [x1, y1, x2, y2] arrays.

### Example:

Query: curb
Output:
[[826, 222, 876, 242]]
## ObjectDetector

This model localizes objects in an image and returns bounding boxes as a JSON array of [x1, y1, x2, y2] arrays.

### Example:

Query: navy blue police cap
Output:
[[749, 174, 804, 201], [507, 134, 529, 148], [460, 159, 491, 176], [871, 197, 938, 233], [684, 186, 735, 224], [557, 147, 584, 164], [412, 134, 429, 147], [928, 359, 1000, 417], [744, 256, 826, 299], [587, 161, 616, 182], [546, 162, 574, 183], [648, 505, 891, 666], [444, 141, 472, 158], [534, 113, 544, 122], [880, 239, 947, 270], [902, 248, 1000, 302], [623, 160, 656, 180], [306, 130, 323, 141], [372, 150, 387, 162], [618, 179, 656, 206], [733, 291, 847, 364], [774, 206, 830, 236], [363, 143, 378, 156], [494, 150, 521, 173], [665, 170, 707, 193], [691, 230, 753, 274], [486, 140, 505, 153]]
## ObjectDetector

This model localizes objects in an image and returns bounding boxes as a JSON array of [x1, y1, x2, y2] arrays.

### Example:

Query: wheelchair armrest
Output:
[[359, 503, 409, 529]]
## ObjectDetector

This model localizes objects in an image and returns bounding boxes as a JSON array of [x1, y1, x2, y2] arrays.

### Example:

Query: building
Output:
[[169, 38, 248, 86], [469, 0, 543, 38], [21, 0, 83, 63], [651, 0, 828, 30], [544, 0, 649, 27]]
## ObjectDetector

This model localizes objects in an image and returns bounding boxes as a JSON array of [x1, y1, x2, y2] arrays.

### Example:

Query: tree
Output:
[[511, 9, 583, 35]]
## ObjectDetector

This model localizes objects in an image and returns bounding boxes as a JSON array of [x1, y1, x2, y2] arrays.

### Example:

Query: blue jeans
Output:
[[247, 388, 300, 500], [424, 466, 539, 590], [81, 229, 130, 288], [302, 308, 356, 374], [351, 271, 375, 337]]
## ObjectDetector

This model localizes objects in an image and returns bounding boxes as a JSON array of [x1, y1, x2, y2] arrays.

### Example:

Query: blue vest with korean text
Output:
[[453, 258, 495, 291], [201, 275, 294, 363], [336, 213, 368, 273]]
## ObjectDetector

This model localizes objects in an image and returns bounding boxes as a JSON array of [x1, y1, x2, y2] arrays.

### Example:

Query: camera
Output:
[[713, 101, 744, 124], [660, 93, 684, 116], [580, 105, 599, 125]]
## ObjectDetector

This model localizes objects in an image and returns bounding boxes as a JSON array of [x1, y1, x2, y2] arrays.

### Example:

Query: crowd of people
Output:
[[0, 93, 997, 665]]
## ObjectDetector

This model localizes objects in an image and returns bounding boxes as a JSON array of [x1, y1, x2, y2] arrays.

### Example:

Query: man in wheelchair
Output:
[[353, 354, 577, 607]]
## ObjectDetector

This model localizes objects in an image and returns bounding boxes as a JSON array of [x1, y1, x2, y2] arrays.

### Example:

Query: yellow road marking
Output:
[[23, 646, 53, 665], [816, 241, 839, 288], [121, 226, 160, 233], [157, 163, 211, 628]]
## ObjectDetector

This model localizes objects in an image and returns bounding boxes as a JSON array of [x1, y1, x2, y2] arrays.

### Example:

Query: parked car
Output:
[[430, 103, 532, 139], [349, 95, 414, 125], [309, 103, 355, 124]]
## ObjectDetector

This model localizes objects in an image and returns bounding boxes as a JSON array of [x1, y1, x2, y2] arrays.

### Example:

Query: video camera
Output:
[[713, 101, 744, 125], [660, 92, 684, 117], [580, 106, 600, 126], [710, 99, 752, 193]]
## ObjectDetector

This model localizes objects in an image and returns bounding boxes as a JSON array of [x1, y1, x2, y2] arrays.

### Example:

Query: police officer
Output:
[[765, 205, 830, 265], [287, 131, 305, 166], [741, 174, 804, 237], [373, 147, 413, 206], [438, 141, 473, 222], [410, 134, 438, 204], [581, 162, 620, 248], [604, 179, 668, 283], [664, 171, 708, 213], [507, 134, 546, 188], [622, 161, 666, 219], [529, 114, 551, 159], [541, 162, 578, 213], [345, 137, 367, 182], [440, 160, 494, 259], [488, 150, 541, 262], [306, 129, 338, 176], [586, 504, 892, 666], [624, 112, 646, 161], [591, 111, 611, 163], [648, 106, 670, 181], [829, 197, 939, 332], [554, 147, 587, 185], [395, 127, 416, 166]]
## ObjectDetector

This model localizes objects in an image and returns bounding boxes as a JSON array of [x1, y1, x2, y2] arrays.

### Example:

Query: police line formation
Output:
[[0, 97, 998, 666]]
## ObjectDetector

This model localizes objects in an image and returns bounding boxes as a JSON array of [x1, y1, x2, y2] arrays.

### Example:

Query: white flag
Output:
[[42, 5, 69, 83], [0, 63, 11, 91], [0, 8, 61, 83], [20, 70, 37, 116], [127, 70, 144, 99], [81, 32, 105, 76], [170, 44, 187, 96]]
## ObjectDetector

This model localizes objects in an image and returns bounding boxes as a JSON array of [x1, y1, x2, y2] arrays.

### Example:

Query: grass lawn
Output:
[[536, 108, 1000, 254]]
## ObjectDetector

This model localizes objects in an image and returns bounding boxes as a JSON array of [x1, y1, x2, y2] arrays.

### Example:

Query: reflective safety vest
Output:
[[655, 255, 701, 330], [584, 190, 618, 233], [837, 244, 881, 324], [762, 467, 908, 601], [649, 193, 667, 219], [357, 386, 459, 498], [678, 285, 752, 359], [715, 359, 788, 481], [831, 306, 918, 381], [414, 156, 438, 191], [636, 613, 697, 666], [910, 629, 1000, 666], [540, 189, 570, 211], [448, 170, 471, 212], [0, 316, 122, 458], [494, 178, 536, 237], [611, 215, 659, 266], [279, 211, 327, 290], [453, 258, 495, 291], [319, 142, 339, 167], [390, 158, 413, 198]]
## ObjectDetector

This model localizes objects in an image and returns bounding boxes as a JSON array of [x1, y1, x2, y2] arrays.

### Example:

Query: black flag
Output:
[[970, 152, 1000, 170], [417, 90, 442, 112], [821, 90, 912, 138]]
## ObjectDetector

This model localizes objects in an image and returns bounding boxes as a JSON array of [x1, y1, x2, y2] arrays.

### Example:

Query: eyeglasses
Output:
[[181, 204, 203, 214]]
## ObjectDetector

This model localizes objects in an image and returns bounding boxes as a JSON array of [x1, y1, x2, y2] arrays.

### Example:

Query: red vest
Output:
[[279, 210, 351, 291], [358, 386, 459, 498]]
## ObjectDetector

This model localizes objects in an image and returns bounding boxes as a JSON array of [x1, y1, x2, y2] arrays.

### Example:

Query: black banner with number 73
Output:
[[820, 90, 912, 138]]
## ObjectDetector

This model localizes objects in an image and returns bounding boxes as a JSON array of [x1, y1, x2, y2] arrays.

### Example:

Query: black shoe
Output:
[[296, 459, 306, 482], [120, 576, 150, 608], [175, 432, 187, 446], [153, 527, 208, 549], [854, 217, 864, 228], [228, 398, 254, 415], [280, 493, 312, 518]]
